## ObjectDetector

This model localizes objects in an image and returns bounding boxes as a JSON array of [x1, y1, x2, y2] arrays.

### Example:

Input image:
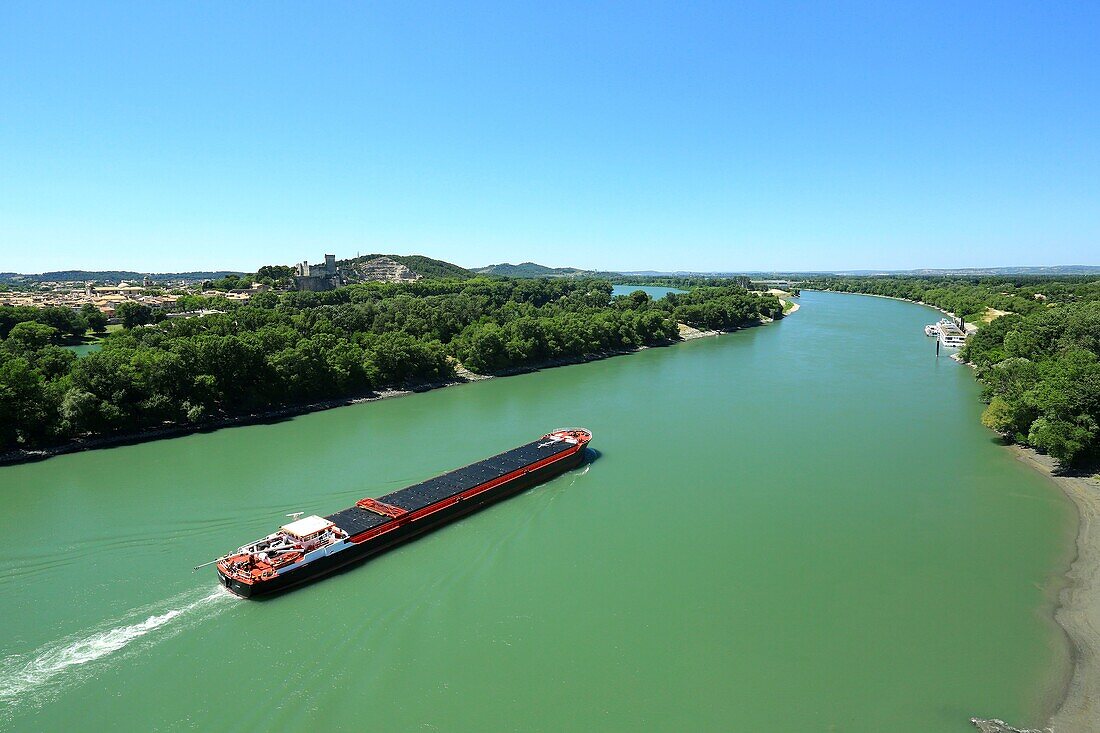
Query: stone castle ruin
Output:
[[293, 254, 421, 291]]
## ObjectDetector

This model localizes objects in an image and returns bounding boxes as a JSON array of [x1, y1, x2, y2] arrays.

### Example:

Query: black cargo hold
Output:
[[326, 437, 575, 534]]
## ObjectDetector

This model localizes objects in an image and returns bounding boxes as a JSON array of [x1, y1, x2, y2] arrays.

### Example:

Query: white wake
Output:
[[0, 587, 233, 707]]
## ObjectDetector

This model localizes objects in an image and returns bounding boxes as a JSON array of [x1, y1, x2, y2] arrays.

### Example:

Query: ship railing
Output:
[[546, 427, 592, 444]]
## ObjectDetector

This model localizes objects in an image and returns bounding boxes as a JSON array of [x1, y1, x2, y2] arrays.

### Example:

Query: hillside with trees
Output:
[[0, 270, 242, 284], [965, 301, 1100, 466], [472, 262, 603, 278], [341, 254, 473, 280], [0, 277, 781, 455]]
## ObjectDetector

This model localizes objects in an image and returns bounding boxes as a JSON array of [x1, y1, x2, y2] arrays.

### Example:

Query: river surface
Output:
[[610, 284, 685, 299], [0, 291, 1073, 732], [62, 343, 102, 358]]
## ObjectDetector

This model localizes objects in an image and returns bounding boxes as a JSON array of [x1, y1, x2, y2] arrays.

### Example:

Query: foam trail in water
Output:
[[0, 587, 232, 705], [568, 464, 591, 486]]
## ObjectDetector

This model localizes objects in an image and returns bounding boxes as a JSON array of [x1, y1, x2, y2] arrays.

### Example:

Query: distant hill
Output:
[[473, 262, 609, 278], [0, 270, 243, 283], [834, 265, 1100, 276], [0, 256, 473, 285], [341, 254, 473, 280]]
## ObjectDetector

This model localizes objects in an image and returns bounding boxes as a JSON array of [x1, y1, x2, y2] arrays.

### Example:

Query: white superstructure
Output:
[[924, 318, 967, 348]]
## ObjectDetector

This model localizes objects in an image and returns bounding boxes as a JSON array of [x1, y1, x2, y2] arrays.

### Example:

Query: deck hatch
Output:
[[326, 439, 576, 533]]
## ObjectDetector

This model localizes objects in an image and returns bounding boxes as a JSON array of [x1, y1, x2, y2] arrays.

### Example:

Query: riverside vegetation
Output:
[[814, 276, 1100, 467], [0, 277, 781, 453], [0, 290, 1068, 733]]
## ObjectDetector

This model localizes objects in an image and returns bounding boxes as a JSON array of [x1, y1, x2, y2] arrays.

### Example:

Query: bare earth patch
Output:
[[982, 307, 1012, 323]]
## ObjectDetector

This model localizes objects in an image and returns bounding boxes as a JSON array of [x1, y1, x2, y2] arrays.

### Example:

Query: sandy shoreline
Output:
[[819, 289, 1096, 732], [1010, 446, 1100, 732], [973, 447, 1100, 733]]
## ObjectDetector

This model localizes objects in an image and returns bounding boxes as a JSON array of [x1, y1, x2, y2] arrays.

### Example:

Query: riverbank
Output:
[[826, 290, 1093, 732], [1008, 446, 1100, 732], [0, 316, 790, 467], [971, 446, 1100, 733], [2, 289, 1065, 733], [810, 289, 971, 328], [677, 323, 726, 340], [0, 382, 461, 466], [971, 718, 1050, 733]]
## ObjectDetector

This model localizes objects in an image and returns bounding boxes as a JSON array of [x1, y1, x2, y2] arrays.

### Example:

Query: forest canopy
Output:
[[0, 277, 781, 452]]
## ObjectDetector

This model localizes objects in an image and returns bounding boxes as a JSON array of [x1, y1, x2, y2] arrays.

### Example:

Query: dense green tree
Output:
[[1027, 417, 1094, 464], [625, 290, 651, 308], [36, 307, 87, 338], [0, 305, 86, 339], [452, 323, 509, 373], [31, 345, 78, 381], [981, 396, 1020, 436], [257, 264, 296, 281], [0, 306, 41, 339], [207, 274, 253, 291], [80, 303, 109, 332], [0, 275, 784, 453], [59, 387, 101, 436], [5, 322, 61, 350], [0, 356, 50, 449], [116, 302, 153, 329]]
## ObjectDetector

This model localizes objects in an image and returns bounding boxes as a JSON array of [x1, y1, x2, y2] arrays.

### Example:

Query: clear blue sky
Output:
[[1, 2, 1097, 273]]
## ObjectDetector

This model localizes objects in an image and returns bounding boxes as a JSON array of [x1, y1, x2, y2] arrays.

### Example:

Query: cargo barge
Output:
[[213, 428, 592, 597]]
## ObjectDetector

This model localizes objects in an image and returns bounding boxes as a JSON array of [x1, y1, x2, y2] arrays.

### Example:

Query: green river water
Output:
[[610, 285, 685, 299], [0, 291, 1075, 732]]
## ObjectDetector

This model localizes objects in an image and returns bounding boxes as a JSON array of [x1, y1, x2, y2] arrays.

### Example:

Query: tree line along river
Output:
[[0, 290, 1074, 732]]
